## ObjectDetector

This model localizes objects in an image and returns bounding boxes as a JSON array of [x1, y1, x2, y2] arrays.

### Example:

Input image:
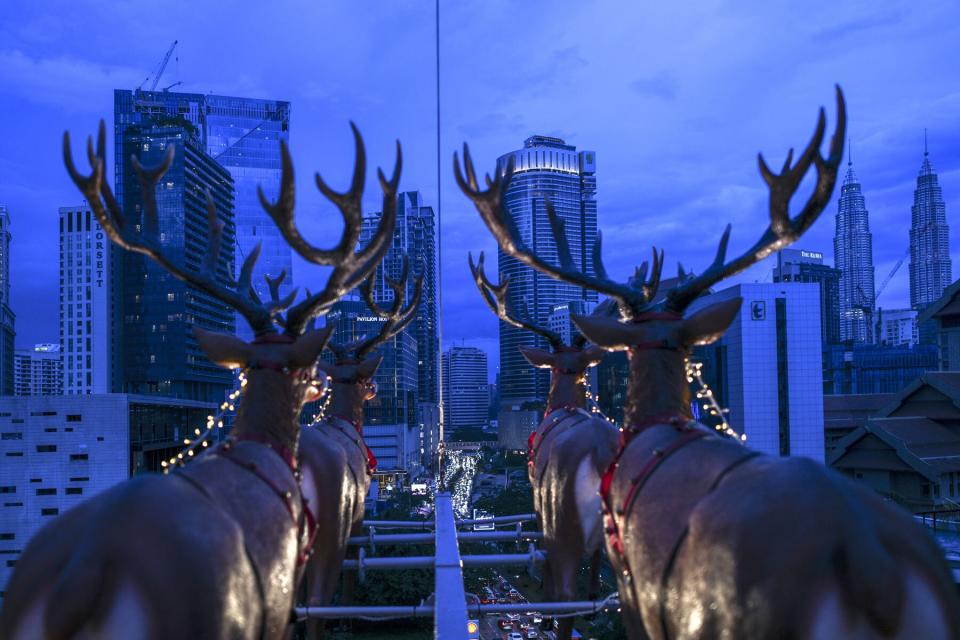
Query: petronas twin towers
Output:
[[834, 136, 950, 345], [909, 141, 952, 311], [834, 158, 875, 343]]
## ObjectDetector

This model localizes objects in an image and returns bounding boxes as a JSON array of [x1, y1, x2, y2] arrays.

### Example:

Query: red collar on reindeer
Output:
[[244, 333, 303, 374], [629, 310, 684, 351], [551, 345, 587, 375]]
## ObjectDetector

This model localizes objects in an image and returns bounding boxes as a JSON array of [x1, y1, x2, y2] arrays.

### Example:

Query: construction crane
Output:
[[875, 249, 908, 302], [137, 40, 178, 92]]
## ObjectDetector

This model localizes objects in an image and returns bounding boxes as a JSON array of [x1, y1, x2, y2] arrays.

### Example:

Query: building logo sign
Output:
[[750, 301, 766, 321], [95, 230, 105, 288]]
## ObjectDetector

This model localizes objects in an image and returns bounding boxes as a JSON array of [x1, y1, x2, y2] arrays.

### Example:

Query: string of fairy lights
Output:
[[580, 359, 744, 445], [159, 357, 739, 476], [686, 359, 746, 443], [159, 369, 334, 475], [159, 371, 246, 474], [308, 374, 334, 427]]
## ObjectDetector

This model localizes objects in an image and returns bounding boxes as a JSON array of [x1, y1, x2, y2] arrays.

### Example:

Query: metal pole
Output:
[[434, 492, 468, 639], [295, 598, 621, 620], [434, 0, 446, 478], [361, 513, 536, 529], [343, 550, 545, 571], [348, 530, 542, 546]]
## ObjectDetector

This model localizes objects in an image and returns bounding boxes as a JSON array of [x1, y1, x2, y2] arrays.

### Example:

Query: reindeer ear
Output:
[[581, 345, 607, 368], [193, 328, 252, 370], [519, 347, 555, 369], [357, 354, 383, 379], [571, 314, 634, 351], [288, 326, 334, 369], [679, 298, 742, 347]]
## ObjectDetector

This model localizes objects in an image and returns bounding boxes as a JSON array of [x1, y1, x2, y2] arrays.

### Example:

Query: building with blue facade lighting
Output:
[[495, 136, 598, 411], [114, 90, 292, 341], [117, 121, 236, 402]]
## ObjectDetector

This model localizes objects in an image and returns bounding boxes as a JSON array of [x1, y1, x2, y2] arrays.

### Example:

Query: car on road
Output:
[[525, 630, 538, 639], [528, 612, 543, 625], [507, 633, 524, 640], [498, 618, 513, 630], [506, 613, 520, 622]]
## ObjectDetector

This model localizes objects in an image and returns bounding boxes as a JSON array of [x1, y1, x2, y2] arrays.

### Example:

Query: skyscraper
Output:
[[496, 136, 598, 409], [442, 346, 489, 432], [773, 248, 842, 344], [834, 157, 875, 343], [0, 205, 14, 395], [691, 283, 825, 460], [59, 206, 114, 394], [13, 344, 62, 396], [118, 121, 236, 402], [360, 192, 438, 405], [114, 89, 292, 339], [322, 295, 419, 471], [909, 135, 951, 312]]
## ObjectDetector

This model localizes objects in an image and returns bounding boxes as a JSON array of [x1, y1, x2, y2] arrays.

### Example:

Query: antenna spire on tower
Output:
[[924, 128, 929, 157]]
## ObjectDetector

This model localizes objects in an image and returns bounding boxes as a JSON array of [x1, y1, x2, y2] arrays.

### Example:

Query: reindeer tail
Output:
[[44, 540, 108, 640]]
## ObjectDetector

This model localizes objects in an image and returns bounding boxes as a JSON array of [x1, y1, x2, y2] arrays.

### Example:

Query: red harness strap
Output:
[[217, 436, 318, 566], [600, 419, 706, 578], [527, 405, 584, 468], [327, 414, 378, 475]]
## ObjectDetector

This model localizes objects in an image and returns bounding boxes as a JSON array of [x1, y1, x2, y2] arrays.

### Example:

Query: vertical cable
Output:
[[435, 0, 446, 478]]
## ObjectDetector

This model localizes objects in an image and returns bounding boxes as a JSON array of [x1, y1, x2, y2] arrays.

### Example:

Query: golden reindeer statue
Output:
[[299, 256, 422, 640], [467, 251, 618, 640], [0, 121, 400, 640], [458, 87, 960, 639]]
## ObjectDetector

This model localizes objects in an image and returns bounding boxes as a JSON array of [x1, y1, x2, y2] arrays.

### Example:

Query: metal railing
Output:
[[433, 492, 469, 639], [294, 497, 615, 637]]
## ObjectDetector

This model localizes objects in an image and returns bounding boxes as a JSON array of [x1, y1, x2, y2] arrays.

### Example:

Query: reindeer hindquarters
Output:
[[299, 428, 359, 606], [2, 475, 261, 640]]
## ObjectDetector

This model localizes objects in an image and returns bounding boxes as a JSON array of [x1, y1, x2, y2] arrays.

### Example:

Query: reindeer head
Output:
[[457, 87, 846, 357], [320, 255, 423, 417], [64, 120, 402, 426], [468, 250, 605, 367], [468, 250, 605, 410]]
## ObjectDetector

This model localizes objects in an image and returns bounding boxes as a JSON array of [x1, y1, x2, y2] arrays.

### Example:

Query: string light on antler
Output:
[[685, 359, 745, 443]]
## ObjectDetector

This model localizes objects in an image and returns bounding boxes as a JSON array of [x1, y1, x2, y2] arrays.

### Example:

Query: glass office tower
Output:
[[360, 192, 439, 406], [118, 121, 236, 402], [494, 136, 598, 408], [115, 90, 292, 341]]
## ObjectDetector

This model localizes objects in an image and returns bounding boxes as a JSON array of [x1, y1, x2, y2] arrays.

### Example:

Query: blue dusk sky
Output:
[[1, 1, 958, 381]]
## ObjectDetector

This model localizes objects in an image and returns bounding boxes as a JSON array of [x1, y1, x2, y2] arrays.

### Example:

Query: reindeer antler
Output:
[[65, 120, 401, 338], [468, 251, 565, 350], [458, 87, 846, 320], [260, 124, 402, 334], [64, 120, 277, 334], [666, 86, 846, 312], [327, 255, 424, 361], [454, 146, 662, 320]]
